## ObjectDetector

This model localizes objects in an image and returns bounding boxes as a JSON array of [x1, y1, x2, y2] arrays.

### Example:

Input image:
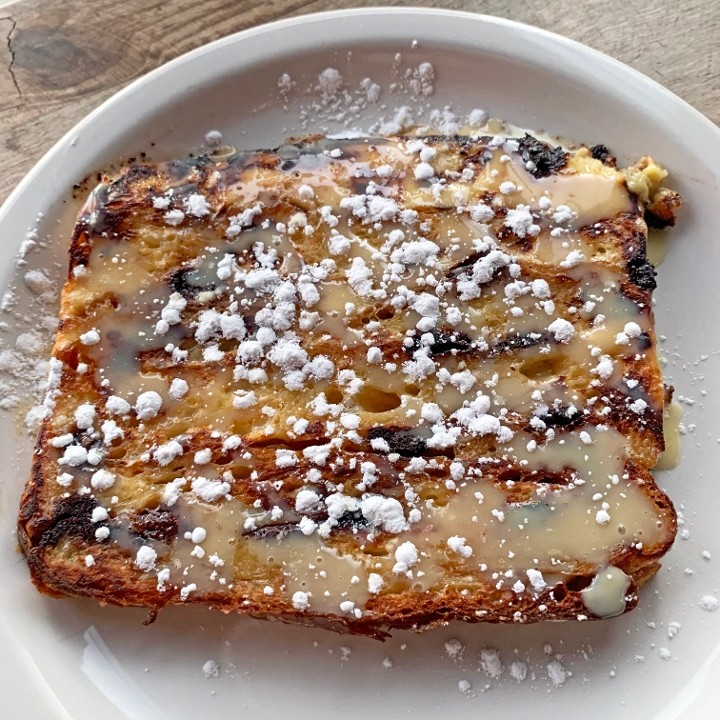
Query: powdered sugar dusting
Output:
[[0, 215, 61, 429], [279, 54, 507, 140]]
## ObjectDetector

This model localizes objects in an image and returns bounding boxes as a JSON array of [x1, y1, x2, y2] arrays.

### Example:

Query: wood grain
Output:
[[0, 0, 717, 204]]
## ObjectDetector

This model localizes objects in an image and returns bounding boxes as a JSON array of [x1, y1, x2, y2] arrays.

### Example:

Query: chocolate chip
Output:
[[490, 332, 548, 356], [407, 329, 476, 356], [589, 144, 617, 167], [535, 404, 582, 429], [367, 427, 427, 456], [517, 134, 568, 178], [335, 509, 368, 530], [627, 256, 657, 291]]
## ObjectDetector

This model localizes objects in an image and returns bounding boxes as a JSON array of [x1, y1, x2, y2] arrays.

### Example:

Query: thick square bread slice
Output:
[[18, 133, 679, 637]]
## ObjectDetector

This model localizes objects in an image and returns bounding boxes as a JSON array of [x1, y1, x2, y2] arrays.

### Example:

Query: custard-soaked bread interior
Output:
[[18, 133, 680, 637]]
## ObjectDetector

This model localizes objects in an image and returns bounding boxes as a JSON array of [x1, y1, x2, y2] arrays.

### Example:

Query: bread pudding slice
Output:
[[18, 133, 679, 637]]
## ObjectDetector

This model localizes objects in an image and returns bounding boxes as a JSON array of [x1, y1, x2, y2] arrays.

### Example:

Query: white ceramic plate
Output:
[[1, 8, 718, 719]]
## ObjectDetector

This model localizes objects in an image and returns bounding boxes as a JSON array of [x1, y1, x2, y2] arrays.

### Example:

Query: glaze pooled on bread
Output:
[[18, 133, 679, 637]]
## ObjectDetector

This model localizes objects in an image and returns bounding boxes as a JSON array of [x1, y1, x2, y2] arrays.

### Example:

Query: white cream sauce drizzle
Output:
[[581, 565, 632, 618], [656, 400, 682, 471]]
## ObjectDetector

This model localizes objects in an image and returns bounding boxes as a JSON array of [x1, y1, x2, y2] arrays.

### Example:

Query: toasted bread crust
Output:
[[19, 133, 679, 636]]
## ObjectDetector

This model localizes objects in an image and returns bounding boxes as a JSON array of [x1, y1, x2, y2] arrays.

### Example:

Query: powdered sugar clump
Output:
[[546, 660, 570, 687], [480, 647, 504, 679], [699, 594, 719, 611], [202, 659, 220, 679], [444, 638, 464, 660], [317, 67, 345, 97], [408, 61, 435, 97]]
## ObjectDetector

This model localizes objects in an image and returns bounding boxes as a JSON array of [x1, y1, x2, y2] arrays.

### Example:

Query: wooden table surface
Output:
[[0, 0, 717, 204]]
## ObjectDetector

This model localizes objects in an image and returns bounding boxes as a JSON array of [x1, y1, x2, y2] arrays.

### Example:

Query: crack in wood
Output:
[[0, 16, 20, 98]]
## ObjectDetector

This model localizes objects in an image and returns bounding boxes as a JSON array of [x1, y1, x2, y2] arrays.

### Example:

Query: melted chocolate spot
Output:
[[490, 332, 548, 356], [645, 210, 674, 229], [637, 333, 652, 351], [77, 433, 96, 449], [536, 404, 583, 429], [243, 523, 297, 540], [335, 509, 368, 530], [40, 494, 100, 547], [408, 330, 476, 356], [170, 267, 218, 298], [130, 508, 178, 543], [627, 256, 657, 291], [517, 134, 568, 178], [367, 427, 427, 456], [589, 144, 617, 167]]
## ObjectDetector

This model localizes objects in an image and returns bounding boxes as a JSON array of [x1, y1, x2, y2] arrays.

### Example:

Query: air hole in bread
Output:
[[363, 545, 390, 557], [355, 386, 401, 413], [376, 306, 395, 320], [231, 464, 252, 478], [565, 575, 594, 592], [519, 356, 564, 382], [325, 387, 343, 404]]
